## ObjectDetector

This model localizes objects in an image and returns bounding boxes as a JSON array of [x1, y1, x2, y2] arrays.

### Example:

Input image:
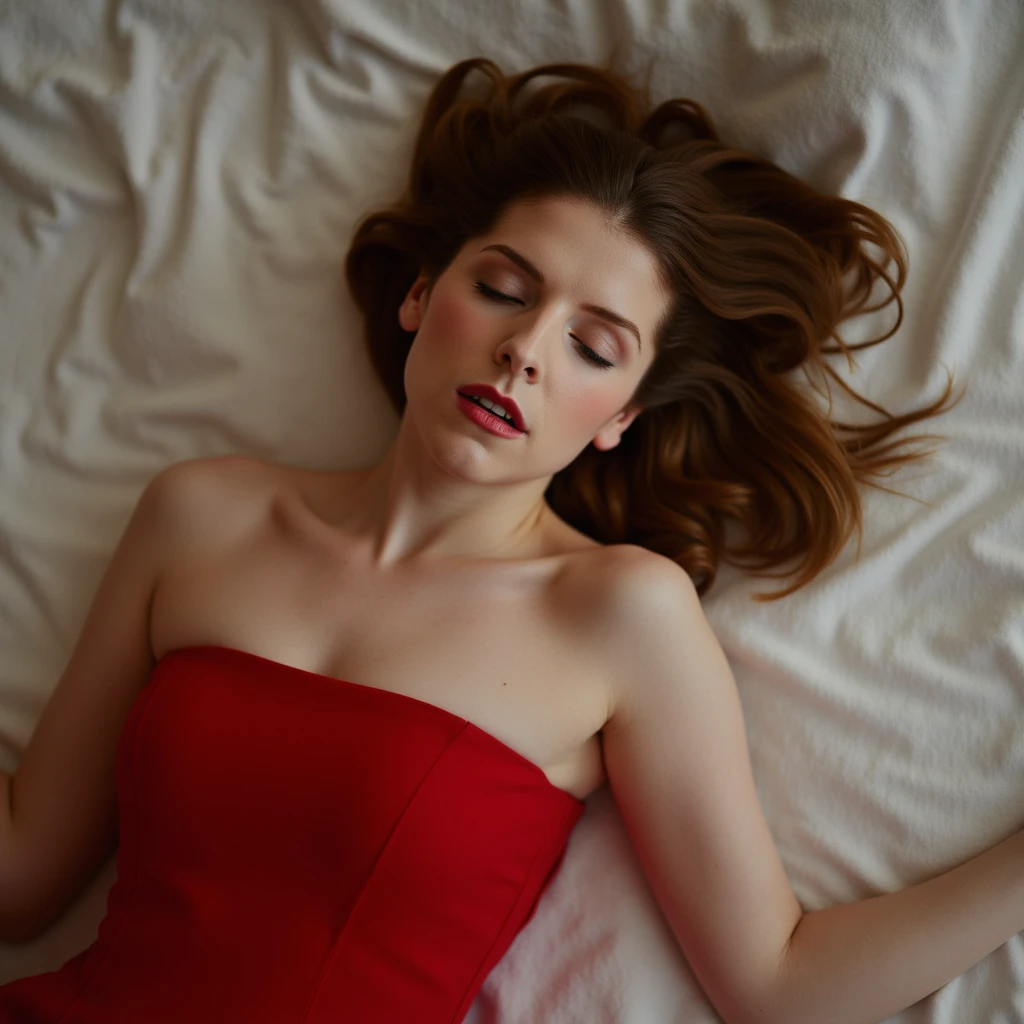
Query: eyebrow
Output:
[[479, 243, 642, 352]]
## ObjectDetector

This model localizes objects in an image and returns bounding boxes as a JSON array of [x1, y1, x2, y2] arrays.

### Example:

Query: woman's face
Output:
[[398, 194, 669, 486]]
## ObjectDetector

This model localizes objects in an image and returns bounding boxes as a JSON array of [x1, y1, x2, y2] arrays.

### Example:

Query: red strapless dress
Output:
[[0, 645, 585, 1023]]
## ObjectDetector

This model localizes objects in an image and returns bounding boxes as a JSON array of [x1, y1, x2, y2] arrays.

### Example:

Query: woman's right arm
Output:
[[0, 461, 199, 943]]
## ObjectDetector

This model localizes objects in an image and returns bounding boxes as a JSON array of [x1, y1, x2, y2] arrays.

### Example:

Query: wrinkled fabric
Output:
[[0, 2, 1021, 1022]]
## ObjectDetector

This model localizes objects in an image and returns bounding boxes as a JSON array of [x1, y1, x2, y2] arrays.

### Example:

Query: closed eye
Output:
[[474, 281, 522, 306], [473, 282, 615, 370]]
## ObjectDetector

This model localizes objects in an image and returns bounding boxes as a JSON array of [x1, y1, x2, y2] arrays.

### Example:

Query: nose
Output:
[[494, 308, 557, 381]]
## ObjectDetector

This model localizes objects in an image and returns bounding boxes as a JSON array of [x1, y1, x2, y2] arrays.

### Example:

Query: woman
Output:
[[0, 55, 1018, 1024]]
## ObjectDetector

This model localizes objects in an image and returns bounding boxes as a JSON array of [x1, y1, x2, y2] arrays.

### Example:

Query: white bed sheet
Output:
[[0, 1, 1022, 1021]]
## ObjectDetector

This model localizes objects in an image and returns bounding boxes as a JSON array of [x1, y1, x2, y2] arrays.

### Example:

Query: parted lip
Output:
[[456, 384, 527, 432]]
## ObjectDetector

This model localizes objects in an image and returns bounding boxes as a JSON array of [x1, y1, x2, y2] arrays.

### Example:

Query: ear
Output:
[[398, 272, 432, 332], [592, 404, 643, 451]]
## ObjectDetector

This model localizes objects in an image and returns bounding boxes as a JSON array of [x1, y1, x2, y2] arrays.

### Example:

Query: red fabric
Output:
[[0, 645, 585, 1023]]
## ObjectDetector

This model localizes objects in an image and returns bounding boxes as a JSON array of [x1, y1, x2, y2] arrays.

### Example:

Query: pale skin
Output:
[[1, 194, 1022, 1024]]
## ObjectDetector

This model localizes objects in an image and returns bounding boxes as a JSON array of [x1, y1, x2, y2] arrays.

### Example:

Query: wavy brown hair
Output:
[[345, 57, 961, 600]]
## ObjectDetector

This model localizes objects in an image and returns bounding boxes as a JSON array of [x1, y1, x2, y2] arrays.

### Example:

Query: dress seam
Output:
[[298, 720, 471, 1024], [450, 800, 579, 1023]]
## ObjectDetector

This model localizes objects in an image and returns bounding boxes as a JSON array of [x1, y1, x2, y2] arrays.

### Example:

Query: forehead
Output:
[[469, 195, 668, 323]]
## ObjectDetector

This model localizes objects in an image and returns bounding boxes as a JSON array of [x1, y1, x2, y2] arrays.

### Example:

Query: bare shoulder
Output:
[[150, 453, 281, 503], [143, 454, 285, 554], [573, 542, 701, 618], [572, 544, 708, 719]]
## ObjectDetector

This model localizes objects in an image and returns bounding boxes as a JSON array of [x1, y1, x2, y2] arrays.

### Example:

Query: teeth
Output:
[[482, 398, 509, 420], [469, 395, 516, 426]]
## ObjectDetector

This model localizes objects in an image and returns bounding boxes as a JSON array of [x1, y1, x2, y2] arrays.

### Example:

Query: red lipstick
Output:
[[455, 384, 527, 438], [455, 384, 527, 433]]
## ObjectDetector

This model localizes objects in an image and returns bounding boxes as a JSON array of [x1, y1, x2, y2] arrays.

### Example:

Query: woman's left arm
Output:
[[598, 548, 1024, 1024]]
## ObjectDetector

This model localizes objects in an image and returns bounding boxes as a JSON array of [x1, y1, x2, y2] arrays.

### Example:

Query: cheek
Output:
[[554, 381, 623, 435], [580, 396, 620, 431], [419, 287, 487, 353]]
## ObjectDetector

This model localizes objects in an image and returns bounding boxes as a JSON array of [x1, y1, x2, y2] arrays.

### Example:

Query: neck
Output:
[[340, 418, 553, 569]]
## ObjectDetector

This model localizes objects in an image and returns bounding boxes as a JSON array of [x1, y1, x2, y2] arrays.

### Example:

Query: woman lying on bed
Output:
[[0, 56, 1018, 1024]]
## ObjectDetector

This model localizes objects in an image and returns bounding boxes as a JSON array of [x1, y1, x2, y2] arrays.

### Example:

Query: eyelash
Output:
[[473, 281, 615, 370]]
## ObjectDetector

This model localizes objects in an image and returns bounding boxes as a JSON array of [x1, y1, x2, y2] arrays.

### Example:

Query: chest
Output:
[[148, 506, 612, 798]]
